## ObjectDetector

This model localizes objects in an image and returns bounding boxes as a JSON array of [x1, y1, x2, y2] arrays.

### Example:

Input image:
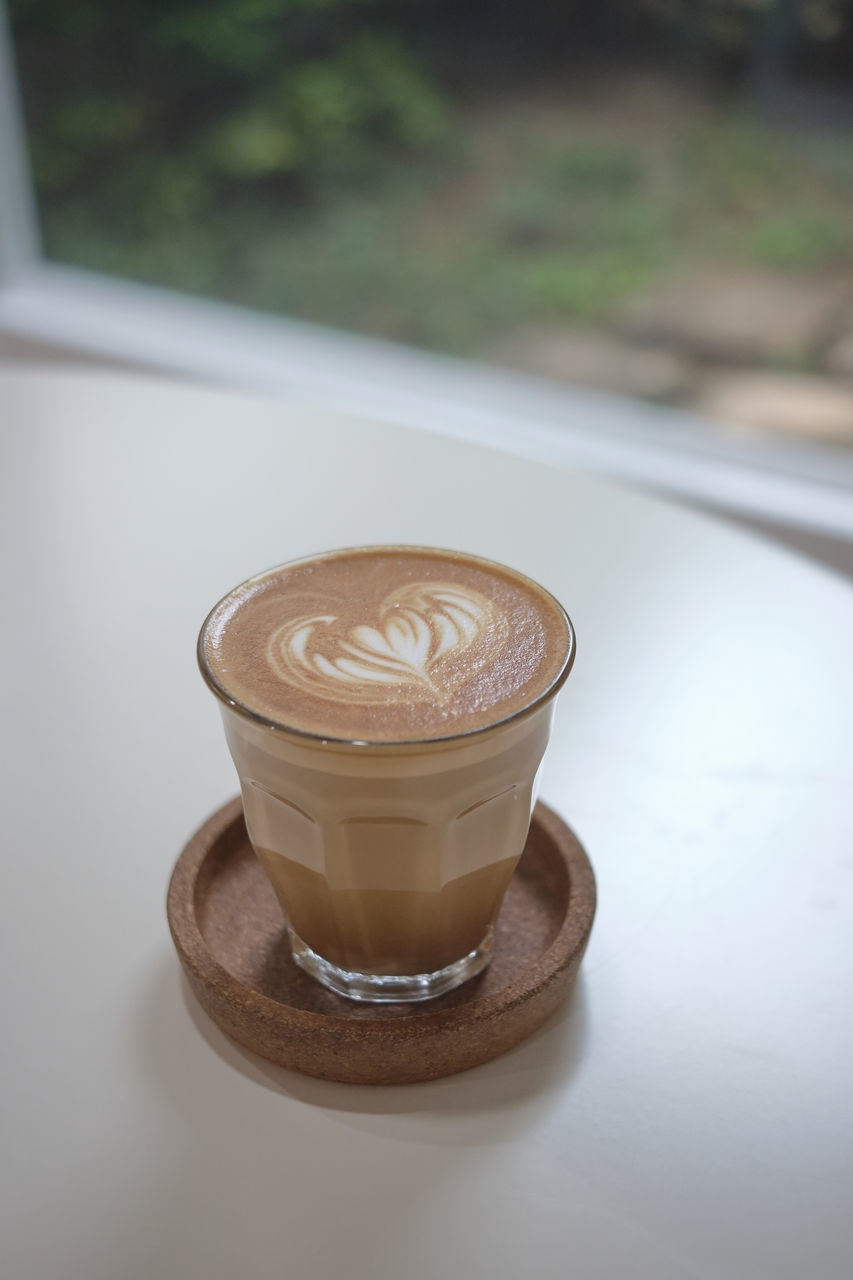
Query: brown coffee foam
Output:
[[202, 547, 571, 741]]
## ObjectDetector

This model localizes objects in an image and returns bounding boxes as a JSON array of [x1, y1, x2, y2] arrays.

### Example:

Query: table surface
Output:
[[2, 367, 852, 1280]]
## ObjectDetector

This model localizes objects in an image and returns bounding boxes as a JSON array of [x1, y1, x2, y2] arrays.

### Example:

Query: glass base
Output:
[[288, 927, 495, 1003]]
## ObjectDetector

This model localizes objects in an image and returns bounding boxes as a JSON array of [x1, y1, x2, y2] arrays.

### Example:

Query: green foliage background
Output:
[[13, 2, 447, 215], [8, 1, 853, 351]]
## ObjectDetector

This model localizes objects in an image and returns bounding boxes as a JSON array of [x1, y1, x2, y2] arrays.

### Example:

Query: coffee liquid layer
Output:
[[257, 848, 517, 975], [202, 547, 571, 742]]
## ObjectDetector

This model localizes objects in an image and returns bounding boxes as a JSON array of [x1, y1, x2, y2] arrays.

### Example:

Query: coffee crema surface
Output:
[[201, 547, 572, 741]]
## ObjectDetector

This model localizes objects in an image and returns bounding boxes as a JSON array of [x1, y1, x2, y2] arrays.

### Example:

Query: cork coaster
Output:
[[167, 798, 596, 1085]]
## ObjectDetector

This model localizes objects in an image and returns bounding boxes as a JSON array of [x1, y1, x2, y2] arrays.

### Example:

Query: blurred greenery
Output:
[[8, 0, 853, 353], [745, 209, 849, 266]]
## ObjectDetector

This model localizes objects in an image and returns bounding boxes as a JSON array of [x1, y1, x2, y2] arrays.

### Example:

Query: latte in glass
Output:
[[199, 546, 574, 1002]]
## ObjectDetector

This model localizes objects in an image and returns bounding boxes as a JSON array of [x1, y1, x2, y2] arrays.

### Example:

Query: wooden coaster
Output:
[[167, 798, 596, 1085]]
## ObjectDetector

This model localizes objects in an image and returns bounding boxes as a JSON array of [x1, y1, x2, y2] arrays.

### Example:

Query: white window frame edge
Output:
[[1, 3, 851, 542], [0, 0, 38, 278]]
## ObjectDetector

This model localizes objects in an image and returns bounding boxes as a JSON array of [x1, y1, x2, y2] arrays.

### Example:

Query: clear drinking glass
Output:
[[198, 550, 574, 1002]]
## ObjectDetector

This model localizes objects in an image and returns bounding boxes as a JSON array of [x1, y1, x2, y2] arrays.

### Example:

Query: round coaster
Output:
[[167, 798, 596, 1085]]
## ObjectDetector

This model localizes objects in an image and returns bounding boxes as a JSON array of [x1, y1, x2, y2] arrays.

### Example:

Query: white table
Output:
[[2, 367, 852, 1280]]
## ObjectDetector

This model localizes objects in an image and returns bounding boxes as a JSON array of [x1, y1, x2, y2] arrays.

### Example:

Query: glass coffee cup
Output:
[[198, 546, 574, 1002]]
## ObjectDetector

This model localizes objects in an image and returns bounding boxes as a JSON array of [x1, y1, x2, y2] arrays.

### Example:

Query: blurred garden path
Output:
[[486, 265, 853, 448], [465, 73, 853, 451]]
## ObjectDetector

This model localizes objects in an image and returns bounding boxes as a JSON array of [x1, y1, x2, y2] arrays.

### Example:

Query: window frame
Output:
[[1, 1, 851, 541]]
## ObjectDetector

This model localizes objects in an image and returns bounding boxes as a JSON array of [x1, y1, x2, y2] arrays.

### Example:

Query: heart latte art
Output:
[[265, 582, 511, 706], [201, 547, 573, 739]]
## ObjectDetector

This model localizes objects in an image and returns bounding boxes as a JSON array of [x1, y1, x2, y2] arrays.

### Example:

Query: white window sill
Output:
[[1, 259, 852, 546]]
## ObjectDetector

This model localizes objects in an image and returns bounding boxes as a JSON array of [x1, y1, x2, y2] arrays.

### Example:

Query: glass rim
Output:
[[197, 544, 576, 749]]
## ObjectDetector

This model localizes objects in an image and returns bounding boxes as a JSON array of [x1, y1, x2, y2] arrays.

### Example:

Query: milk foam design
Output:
[[266, 582, 510, 706]]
